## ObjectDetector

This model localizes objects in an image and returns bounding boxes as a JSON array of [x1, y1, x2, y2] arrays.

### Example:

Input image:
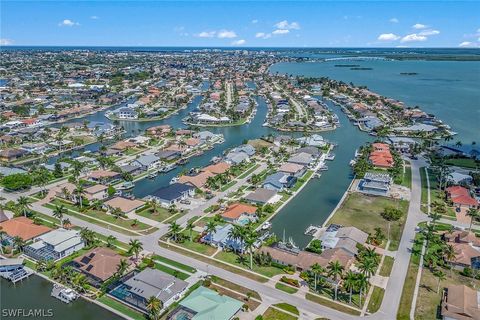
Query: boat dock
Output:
[[0, 258, 33, 283]]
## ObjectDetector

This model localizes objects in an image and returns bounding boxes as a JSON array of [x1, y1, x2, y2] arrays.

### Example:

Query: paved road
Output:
[[363, 158, 429, 320]]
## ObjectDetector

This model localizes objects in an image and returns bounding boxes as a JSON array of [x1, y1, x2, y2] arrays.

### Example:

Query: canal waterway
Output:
[[0, 276, 123, 320]]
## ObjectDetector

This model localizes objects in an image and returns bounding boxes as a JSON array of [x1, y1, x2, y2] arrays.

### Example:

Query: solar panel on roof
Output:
[[86, 265, 93, 271], [80, 257, 91, 264]]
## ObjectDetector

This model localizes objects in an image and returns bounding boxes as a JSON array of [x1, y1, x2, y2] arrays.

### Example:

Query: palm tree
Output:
[[358, 258, 377, 278], [429, 212, 441, 226], [12, 236, 25, 252], [343, 271, 357, 304], [244, 233, 258, 270], [80, 227, 96, 246], [434, 270, 446, 293], [466, 208, 479, 231], [168, 222, 181, 242], [149, 199, 158, 215], [327, 260, 344, 300], [443, 244, 456, 276], [53, 204, 67, 227], [116, 259, 129, 276], [128, 239, 143, 261], [146, 296, 163, 320], [186, 220, 195, 242], [356, 273, 369, 306], [74, 184, 86, 209], [205, 221, 217, 245], [110, 207, 124, 219], [106, 235, 117, 248], [17, 196, 31, 217], [311, 263, 325, 292], [0, 230, 6, 254]]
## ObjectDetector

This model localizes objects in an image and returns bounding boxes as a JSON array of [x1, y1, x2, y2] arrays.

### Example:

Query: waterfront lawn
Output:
[[215, 250, 285, 278], [275, 282, 298, 294], [328, 193, 408, 250], [263, 307, 297, 320], [97, 296, 146, 320], [135, 205, 172, 222], [291, 170, 314, 192], [379, 256, 394, 277], [367, 286, 385, 314]]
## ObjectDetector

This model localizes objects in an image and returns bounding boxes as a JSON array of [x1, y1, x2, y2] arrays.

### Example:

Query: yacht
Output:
[[118, 181, 134, 190], [261, 222, 272, 230], [170, 176, 179, 184]]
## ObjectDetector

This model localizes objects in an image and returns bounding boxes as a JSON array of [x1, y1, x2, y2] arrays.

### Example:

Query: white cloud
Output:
[[377, 33, 400, 41], [389, 18, 399, 23], [231, 39, 246, 45], [90, 16, 99, 20], [273, 29, 289, 35], [419, 29, 440, 36], [459, 41, 475, 48], [412, 23, 427, 30], [59, 19, 79, 27], [196, 31, 216, 38], [217, 30, 237, 39], [251, 19, 258, 24], [0, 38, 13, 45], [255, 32, 271, 39], [274, 20, 300, 30], [401, 33, 427, 43]]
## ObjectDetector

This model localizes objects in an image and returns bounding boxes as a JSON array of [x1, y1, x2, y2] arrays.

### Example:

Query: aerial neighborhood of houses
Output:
[[0, 48, 479, 320]]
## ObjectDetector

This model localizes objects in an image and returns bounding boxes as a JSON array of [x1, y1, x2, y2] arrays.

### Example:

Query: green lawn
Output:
[[215, 250, 285, 278], [97, 295, 145, 320], [400, 166, 412, 189], [379, 256, 394, 277], [275, 282, 298, 294], [136, 206, 172, 222], [151, 262, 190, 280], [220, 180, 236, 192], [291, 170, 314, 192], [327, 193, 409, 250], [263, 307, 297, 320], [210, 276, 261, 300], [151, 254, 196, 273], [419, 168, 456, 216], [367, 286, 385, 314], [305, 293, 361, 316], [444, 158, 479, 169], [237, 163, 260, 179], [177, 239, 217, 256], [273, 303, 299, 315]]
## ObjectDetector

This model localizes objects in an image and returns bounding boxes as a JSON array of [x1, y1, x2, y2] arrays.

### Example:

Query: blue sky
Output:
[[1, 1, 479, 47]]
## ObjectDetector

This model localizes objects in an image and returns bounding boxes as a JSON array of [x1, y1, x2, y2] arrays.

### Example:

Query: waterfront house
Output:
[[296, 134, 327, 148], [244, 188, 278, 205], [317, 226, 368, 255], [0, 216, 51, 244], [168, 286, 243, 320], [157, 150, 181, 161], [387, 136, 417, 154], [202, 224, 246, 253], [88, 170, 122, 184], [104, 197, 145, 215], [279, 163, 307, 178], [131, 154, 161, 171], [70, 247, 130, 286], [446, 186, 478, 209], [369, 143, 394, 168], [441, 285, 480, 320], [179, 171, 214, 190], [221, 203, 258, 225], [287, 152, 314, 166], [24, 228, 84, 261], [150, 183, 195, 207], [119, 164, 143, 176], [262, 172, 297, 191], [260, 244, 354, 271], [109, 268, 188, 312], [358, 172, 392, 196], [112, 107, 138, 119], [201, 162, 231, 175], [84, 184, 109, 201], [0, 148, 28, 162]]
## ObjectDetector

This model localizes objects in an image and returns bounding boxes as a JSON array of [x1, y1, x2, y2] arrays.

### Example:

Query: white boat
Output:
[[51, 284, 78, 303], [147, 172, 157, 179], [117, 181, 134, 190], [318, 165, 329, 171], [349, 159, 356, 166], [170, 177, 179, 184], [261, 222, 272, 230], [326, 153, 335, 161]]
